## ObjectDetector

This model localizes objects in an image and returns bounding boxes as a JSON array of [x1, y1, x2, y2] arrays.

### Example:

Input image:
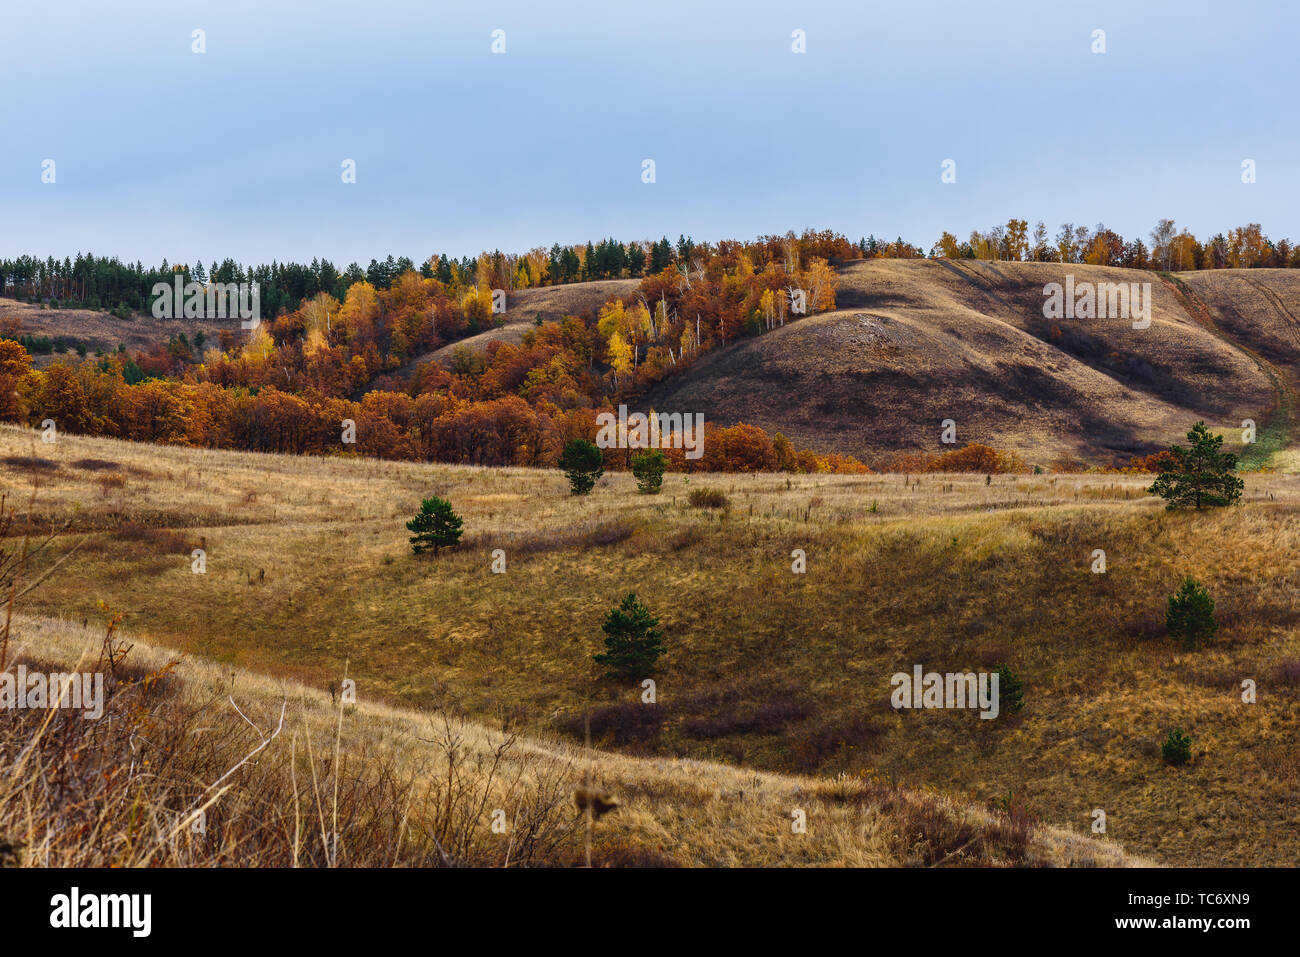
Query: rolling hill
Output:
[[8, 261, 1300, 470], [640, 261, 1298, 469], [3, 425, 1297, 866]]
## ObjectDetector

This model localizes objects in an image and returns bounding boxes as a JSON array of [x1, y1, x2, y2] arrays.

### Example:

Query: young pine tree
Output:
[[594, 593, 664, 679], [631, 449, 667, 494], [994, 664, 1025, 715], [1161, 727, 1193, 766], [560, 439, 604, 495], [406, 497, 463, 555], [1147, 422, 1243, 509], [1166, 576, 1217, 650]]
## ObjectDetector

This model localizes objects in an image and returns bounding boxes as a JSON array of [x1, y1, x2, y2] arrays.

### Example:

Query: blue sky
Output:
[[2, 0, 1295, 265]]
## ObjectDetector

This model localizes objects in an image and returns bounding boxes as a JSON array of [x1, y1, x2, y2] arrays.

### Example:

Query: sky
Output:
[[1, 0, 1296, 266]]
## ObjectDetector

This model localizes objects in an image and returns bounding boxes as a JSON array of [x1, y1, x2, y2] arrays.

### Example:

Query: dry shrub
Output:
[[507, 517, 639, 555], [819, 777, 1036, 865], [71, 458, 121, 472], [1183, 663, 1240, 690], [0, 640, 580, 867], [682, 698, 808, 739], [882, 444, 1029, 474], [97, 473, 126, 494], [974, 639, 1016, 669], [575, 839, 680, 868], [687, 487, 729, 509], [0, 455, 59, 472], [665, 525, 706, 551], [676, 680, 808, 740], [1273, 657, 1300, 686]]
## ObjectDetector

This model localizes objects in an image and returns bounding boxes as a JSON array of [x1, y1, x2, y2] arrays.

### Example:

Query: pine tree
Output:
[[559, 439, 604, 495], [406, 496, 463, 555], [631, 449, 667, 494], [1147, 422, 1243, 509], [594, 593, 664, 679], [1166, 576, 1216, 650], [995, 664, 1025, 715], [1162, 727, 1193, 766]]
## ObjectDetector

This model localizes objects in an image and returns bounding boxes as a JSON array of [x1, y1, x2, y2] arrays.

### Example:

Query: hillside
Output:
[[9, 263, 1299, 471], [3, 424, 1296, 866], [395, 278, 640, 374], [641, 261, 1296, 469], [0, 298, 230, 365], [2, 611, 1134, 867]]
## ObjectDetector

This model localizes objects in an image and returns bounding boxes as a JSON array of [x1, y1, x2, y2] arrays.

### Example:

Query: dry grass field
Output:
[[2, 423, 1295, 866], [642, 262, 1296, 470], [1, 613, 1132, 867]]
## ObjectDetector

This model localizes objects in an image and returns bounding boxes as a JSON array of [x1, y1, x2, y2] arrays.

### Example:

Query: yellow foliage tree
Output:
[[607, 331, 633, 388]]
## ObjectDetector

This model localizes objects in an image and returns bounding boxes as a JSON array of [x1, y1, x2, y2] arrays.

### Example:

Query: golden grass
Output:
[[1, 614, 1136, 867], [5, 423, 1295, 865]]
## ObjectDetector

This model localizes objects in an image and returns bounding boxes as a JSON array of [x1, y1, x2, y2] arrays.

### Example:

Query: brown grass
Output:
[[641, 261, 1294, 469], [0, 615, 1132, 867], [12, 424, 1294, 866]]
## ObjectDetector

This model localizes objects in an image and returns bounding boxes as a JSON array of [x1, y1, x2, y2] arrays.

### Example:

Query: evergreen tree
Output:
[[626, 243, 646, 277], [406, 496, 463, 555], [559, 439, 604, 495], [1166, 576, 1217, 650], [1147, 422, 1243, 509], [1161, 727, 1193, 766], [995, 664, 1025, 715], [594, 592, 664, 679], [649, 237, 673, 274], [631, 449, 667, 494]]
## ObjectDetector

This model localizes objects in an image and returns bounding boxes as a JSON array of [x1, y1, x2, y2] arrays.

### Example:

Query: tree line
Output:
[[936, 219, 1292, 270], [3, 220, 1291, 321]]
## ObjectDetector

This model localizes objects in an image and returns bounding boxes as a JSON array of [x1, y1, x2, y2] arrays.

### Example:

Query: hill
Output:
[[640, 261, 1295, 469], [3, 424, 1296, 866], [0, 298, 229, 365], [10, 263, 1299, 472], [2, 611, 1134, 867], [395, 278, 640, 375]]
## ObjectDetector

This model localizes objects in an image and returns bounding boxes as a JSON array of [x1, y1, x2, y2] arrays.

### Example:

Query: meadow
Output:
[[2, 423, 1295, 865]]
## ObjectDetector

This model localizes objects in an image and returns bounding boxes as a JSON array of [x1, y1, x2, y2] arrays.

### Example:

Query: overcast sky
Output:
[[2, 0, 1295, 266]]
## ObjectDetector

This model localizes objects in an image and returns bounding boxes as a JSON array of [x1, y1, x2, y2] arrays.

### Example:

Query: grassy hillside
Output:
[[0, 612, 1133, 867], [3, 424, 1295, 866], [0, 298, 230, 364], [641, 261, 1295, 468]]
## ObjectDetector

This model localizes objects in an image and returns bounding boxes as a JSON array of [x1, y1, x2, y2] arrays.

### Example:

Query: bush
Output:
[[593, 593, 664, 679], [406, 496, 463, 555], [994, 664, 1025, 716], [631, 449, 667, 495], [1166, 576, 1216, 650], [687, 487, 729, 509], [559, 439, 604, 496], [1161, 727, 1193, 766]]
